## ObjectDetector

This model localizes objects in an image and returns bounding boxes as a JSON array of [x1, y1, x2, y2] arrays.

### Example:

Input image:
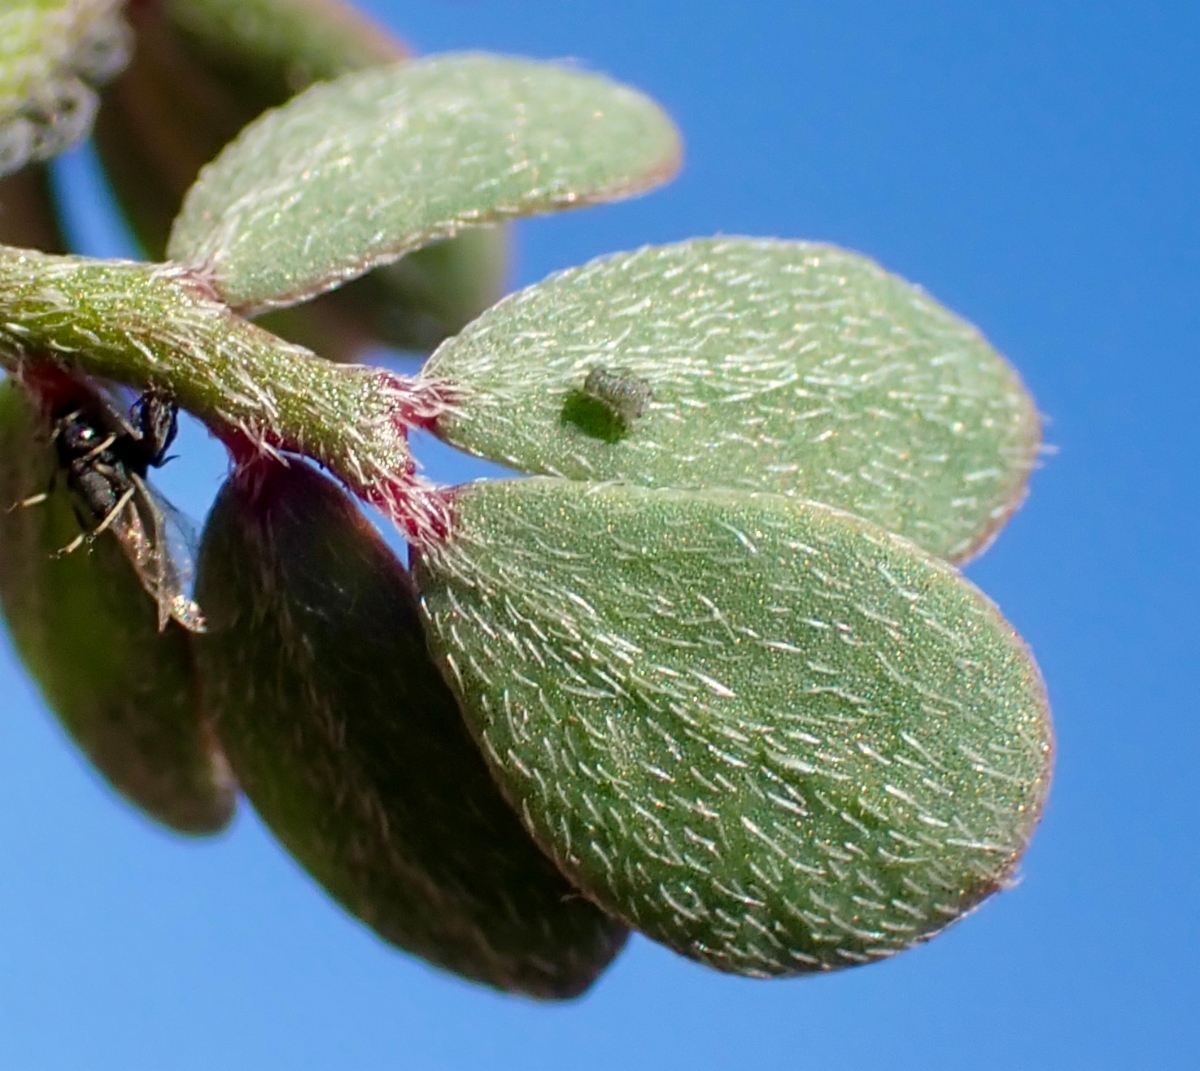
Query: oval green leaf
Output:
[[96, 0, 501, 359], [421, 239, 1039, 562], [414, 477, 1053, 976], [0, 0, 129, 176], [196, 461, 626, 998], [0, 379, 235, 834], [165, 0, 407, 101], [95, 0, 405, 260], [168, 53, 681, 314]]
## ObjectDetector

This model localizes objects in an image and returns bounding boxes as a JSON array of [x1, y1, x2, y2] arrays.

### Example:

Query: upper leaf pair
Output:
[[168, 47, 1033, 561]]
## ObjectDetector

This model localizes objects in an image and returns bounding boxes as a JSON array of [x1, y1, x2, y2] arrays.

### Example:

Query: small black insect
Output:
[[51, 388, 179, 551], [23, 387, 204, 632]]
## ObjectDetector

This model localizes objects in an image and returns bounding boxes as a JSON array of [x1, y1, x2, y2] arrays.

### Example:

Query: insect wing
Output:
[[110, 473, 205, 633], [153, 483, 207, 633], [88, 387, 203, 632]]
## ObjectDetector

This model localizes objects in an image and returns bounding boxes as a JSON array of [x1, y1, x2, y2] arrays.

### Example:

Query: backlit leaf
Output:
[[414, 477, 1053, 976], [167, 54, 681, 313], [422, 239, 1039, 562]]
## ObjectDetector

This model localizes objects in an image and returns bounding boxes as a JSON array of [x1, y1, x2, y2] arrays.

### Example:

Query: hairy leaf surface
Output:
[[415, 478, 1053, 976], [423, 239, 1039, 562], [96, 0, 502, 360], [196, 462, 626, 999], [0, 379, 234, 834], [168, 54, 680, 313]]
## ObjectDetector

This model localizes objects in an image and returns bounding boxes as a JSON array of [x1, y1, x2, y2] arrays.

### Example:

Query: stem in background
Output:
[[0, 244, 454, 544]]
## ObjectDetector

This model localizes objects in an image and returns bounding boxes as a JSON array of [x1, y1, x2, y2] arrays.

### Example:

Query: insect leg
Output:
[[90, 483, 137, 538], [55, 484, 136, 556], [10, 462, 58, 510], [47, 409, 83, 445], [57, 531, 86, 556]]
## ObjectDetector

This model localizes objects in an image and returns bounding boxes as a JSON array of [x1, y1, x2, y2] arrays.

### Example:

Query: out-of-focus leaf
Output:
[[195, 461, 626, 998], [0, 164, 67, 251], [414, 477, 1053, 977], [422, 239, 1039, 562], [165, 0, 404, 101], [92, 0, 259, 261], [95, 1, 505, 359], [0, 378, 235, 834], [254, 228, 508, 358], [93, 0, 404, 262], [168, 54, 681, 314], [0, 0, 130, 177]]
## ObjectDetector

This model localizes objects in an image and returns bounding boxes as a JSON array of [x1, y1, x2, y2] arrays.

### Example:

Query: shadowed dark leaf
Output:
[[0, 378, 234, 834], [196, 461, 627, 999]]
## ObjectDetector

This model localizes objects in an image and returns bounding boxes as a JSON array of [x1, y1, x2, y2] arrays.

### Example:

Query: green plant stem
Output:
[[0, 244, 451, 540]]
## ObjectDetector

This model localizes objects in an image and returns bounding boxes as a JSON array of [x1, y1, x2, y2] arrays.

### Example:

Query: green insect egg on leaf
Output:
[[195, 460, 627, 999], [414, 477, 1053, 977], [560, 365, 654, 443], [582, 365, 653, 423]]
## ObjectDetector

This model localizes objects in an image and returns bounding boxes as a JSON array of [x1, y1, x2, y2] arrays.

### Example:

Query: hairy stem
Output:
[[0, 244, 452, 541]]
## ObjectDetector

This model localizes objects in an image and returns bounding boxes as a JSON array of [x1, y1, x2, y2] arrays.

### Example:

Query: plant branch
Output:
[[0, 244, 452, 542]]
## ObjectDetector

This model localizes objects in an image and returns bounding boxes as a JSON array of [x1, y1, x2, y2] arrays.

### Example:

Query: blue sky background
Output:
[[1, 1, 1197, 1068]]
